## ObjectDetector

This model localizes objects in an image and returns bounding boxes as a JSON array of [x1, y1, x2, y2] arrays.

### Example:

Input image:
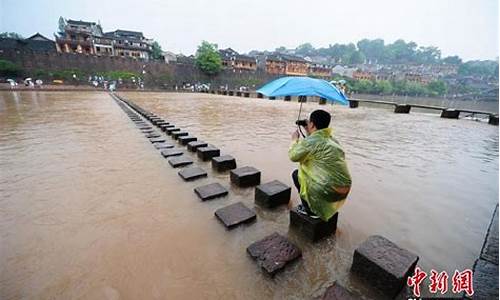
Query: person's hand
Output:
[[291, 129, 300, 142]]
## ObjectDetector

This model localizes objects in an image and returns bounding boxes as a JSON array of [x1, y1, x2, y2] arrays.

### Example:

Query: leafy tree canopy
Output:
[[195, 41, 222, 76]]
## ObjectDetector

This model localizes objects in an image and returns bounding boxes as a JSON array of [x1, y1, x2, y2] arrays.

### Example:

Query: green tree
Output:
[[348, 51, 366, 64], [442, 55, 462, 65], [152, 41, 163, 60], [0, 59, 22, 76], [357, 39, 385, 63], [0, 32, 24, 39], [353, 79, 373, 93], [427, 80, 447, 96], [373, 80, 393, 95], [295, 43, 314, 56], [195, 41, 222, 76]]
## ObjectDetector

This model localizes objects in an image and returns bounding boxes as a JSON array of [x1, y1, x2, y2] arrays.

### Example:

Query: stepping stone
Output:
[[168, 156, 193, 168], [212, 155, 236, 171], [351, 235, 419, 298], [290, 208, 338, 242], [187, 141, 208, 152], [255, 180, 291, 208], [230, 166, 261, 187], [172, 131, 189, 140], [149, 137, 166, 143], [141, 129, 154, 134], [161, 149, 183, 158], [145, 133, 161, 138], [246, 232, 302, 276], [166, 128, 181, 135], [159, 124, 172, 131], [137, 125, 151, 130], [214, 202, 256, 229], [155, 121, 168, 126], [154, 142, 174, 149], [194, 183, 228, 201], [197, 146, 220, 161], [321, 282, 358, 300], [178, 135, 197, 145], [178, 166, 207, 181]]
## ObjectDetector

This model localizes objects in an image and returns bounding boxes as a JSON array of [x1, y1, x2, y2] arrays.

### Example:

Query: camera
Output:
[[295, 119, 308, 127]]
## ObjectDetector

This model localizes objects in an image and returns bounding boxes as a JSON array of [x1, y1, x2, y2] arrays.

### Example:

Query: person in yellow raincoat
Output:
[[289, 109, 352, 221]]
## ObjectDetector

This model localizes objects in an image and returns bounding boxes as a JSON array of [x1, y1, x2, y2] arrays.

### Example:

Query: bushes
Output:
[[348, 78, 448, 97], [0, 59, 22, 77]]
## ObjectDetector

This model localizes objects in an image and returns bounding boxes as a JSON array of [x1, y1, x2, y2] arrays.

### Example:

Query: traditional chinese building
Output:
[[308, 62, 331, 78], [265, 54, 308, 76], [103, 30, 153, 60], [353, 70, 375, 80], [55, 17, 153, 60], [55, 19, 103, 54], [218, 48, 257, 72]]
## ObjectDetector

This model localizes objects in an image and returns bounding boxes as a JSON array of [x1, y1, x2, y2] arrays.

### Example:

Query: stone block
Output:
[[178, 135, 197, 145], [159, 124, 172, 130], [255, 180, 291, 208], [172, 131, 189, 140], [168, 156, 193, 168], [269, 96, 276, 100], [161, 149, 183, 158], [166, 127, 181, 135], [228, 91, 234, 96], [230, 166, 261, 187], [284, 95, 291, 101], [137, 125, 151, 130], [489, 115, 499, 126], [290, 208, 338, 242], [145, 133, 161, 139], [211, 155, 236, 171], [154, 142, 174, 149], [149, 137, 166, 143], [215, 202, 256, 229], [321, 282, 358, 300], [187, 141, 208, 152], [194, 183, 228, 201], [236, 91, 242, 97], [178, 166, 207, 181], [298, 96, 307, 102], [349, 100, 359, 108], [141, 129, 154, 134], [197, 146, 220, 161], [257, 93, 263, 98], [247, 232, 302, 276], [351, 235, 419, 298], [473, 258, 499, 299], [394, 104, 411, 113], [440, 109, 460, 119], [319, 97, 327, 105], [244, 92, 250, 98], [161, 125, 175, 132]]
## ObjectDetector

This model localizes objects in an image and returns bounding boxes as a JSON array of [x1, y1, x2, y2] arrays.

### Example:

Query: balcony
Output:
[[56, 37, 93, 47]]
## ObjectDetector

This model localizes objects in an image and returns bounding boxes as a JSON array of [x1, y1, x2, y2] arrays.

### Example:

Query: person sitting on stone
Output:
[[289, 109, 352, 221]]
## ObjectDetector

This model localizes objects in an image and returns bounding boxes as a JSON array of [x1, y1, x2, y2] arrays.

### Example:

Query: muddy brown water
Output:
[[0, 91, 498, 299]]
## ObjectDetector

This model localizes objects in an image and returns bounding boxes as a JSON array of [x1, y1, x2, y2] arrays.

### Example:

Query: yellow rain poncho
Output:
[[289, 127, 352, 221]]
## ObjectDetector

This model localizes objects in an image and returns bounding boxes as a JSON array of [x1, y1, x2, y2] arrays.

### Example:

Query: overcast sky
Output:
[[1, 0, 498, 61]]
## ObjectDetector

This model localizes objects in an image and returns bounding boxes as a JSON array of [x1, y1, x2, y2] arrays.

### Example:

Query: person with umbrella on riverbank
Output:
[[257, 76, 352, 221]]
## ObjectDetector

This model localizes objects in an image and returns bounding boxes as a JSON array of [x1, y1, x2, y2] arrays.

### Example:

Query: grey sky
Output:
[[1, 0, 498, 61]]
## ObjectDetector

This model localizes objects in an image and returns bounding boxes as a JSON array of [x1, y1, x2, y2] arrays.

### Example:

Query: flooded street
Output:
[[0, 91, 498, 299]]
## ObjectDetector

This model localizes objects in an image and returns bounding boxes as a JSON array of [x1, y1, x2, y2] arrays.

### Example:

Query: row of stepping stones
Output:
[[111, 93, 421, 299]]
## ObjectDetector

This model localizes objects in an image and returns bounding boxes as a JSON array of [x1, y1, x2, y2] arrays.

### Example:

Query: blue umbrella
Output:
[[257, 76, 348, 131], [257, 76, 348, 105]]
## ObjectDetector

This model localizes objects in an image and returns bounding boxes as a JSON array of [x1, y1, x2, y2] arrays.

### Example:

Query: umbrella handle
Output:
[[297, 101, 305, 138]]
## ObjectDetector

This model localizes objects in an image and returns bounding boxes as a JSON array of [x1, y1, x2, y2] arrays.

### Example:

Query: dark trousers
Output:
[[292, 169, 314, 214]]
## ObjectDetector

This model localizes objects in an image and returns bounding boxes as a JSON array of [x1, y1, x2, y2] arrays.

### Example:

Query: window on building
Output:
[[96, 46, 101, 52]]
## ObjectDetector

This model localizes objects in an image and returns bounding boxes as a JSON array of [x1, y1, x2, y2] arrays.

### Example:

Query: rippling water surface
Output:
[[0, 91, 498, 299]]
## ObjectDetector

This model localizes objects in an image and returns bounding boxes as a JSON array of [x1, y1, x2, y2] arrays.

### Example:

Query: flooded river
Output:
[[0, 91, 498, 299]]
